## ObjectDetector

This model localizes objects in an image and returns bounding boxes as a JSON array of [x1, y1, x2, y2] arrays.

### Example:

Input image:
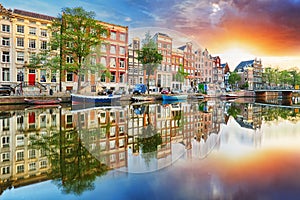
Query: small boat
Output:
[[24, 98, 62, 105], [131, 95, 155, 102], [220, 93, 238, 100], [162, 94, 188, 101], [71, 93, 121, 105]]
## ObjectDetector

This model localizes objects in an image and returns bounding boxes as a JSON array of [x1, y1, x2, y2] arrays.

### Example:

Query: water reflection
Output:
[[1, 99, 300, 198]]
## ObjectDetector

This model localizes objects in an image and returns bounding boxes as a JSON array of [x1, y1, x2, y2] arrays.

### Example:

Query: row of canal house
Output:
[[127, 32, 232, 92], [0, 4, 262, 94]]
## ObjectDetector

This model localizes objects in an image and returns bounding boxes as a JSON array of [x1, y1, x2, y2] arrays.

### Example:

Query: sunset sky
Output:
[[2, 0, 300, 69]]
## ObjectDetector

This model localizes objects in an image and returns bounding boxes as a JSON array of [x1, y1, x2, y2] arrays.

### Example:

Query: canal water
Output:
[[1, 99, 300, 200]]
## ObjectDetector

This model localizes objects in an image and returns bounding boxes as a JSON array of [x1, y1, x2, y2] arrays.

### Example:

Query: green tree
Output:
[[50, 7, 108, 93], [228, 72, 241, 90], [137, 32, 163, 94], [175, 64, 189, 89], [289, 68, 300, 87], [279, 70, 292, 87]]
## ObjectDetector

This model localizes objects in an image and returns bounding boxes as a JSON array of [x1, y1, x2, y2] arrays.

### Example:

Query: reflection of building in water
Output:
[[195, 100, 224, 142], [127, 103, 173, 164], [0, 107, 61, 195], [235, 103, 262, 130], [72, 106, 128, 169]]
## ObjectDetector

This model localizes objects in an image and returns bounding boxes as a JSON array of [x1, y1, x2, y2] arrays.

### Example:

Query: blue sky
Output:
[[2, 0, 300, 69]]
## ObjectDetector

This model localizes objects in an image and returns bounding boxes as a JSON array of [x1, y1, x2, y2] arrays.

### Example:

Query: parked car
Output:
[[161, 88, 170, 94], [133, 84, 147, 94], [0, 86, 14, 96], [98, 88, 113, 95]]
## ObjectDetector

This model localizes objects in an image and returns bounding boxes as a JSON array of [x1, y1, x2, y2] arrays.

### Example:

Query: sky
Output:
[[1, 0, 300, 70]]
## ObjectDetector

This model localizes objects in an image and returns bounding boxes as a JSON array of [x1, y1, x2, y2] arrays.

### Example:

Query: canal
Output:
[[1, 99, 300, 199]]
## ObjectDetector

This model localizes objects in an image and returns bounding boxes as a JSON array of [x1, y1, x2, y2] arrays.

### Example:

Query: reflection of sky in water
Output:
[[3, 116, 300, 200]]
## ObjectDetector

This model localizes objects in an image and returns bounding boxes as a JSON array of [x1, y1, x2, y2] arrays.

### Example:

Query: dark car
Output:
[[98, 88, 113, 95], [0, 86, 14, 96], [161, 88, 170, 94]]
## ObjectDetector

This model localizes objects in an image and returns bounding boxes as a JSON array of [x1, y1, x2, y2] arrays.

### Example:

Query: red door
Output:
[[28, 73, 35, 85]]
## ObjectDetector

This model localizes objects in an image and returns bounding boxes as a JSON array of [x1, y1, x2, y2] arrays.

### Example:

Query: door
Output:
[[28, 69, 35, 86]]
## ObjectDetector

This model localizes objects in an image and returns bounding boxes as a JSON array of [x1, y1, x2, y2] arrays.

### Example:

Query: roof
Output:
[[234, 60, 254, 72], [13, 9, 55, 21], [178, 45, 186, 51]]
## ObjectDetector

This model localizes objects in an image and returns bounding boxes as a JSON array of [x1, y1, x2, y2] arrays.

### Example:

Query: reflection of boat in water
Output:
[[24, 98, 62, 105], [162, 99, 186, 105], [71, 93, 121, 105], [25, 104, 62, 110], [162, 94, 188, 101]]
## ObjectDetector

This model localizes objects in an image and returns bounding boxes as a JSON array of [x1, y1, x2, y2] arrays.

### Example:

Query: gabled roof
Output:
[[178, 45, 186, 51], [234, 60, 254, 72]]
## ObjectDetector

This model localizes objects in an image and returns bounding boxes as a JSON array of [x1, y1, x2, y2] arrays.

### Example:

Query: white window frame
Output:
[[29, 27, 36, 35], [17, 25, 24, 33]]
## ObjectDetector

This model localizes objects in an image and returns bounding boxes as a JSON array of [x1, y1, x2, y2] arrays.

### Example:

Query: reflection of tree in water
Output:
[[262, 107, 300, 122], [227, 104, 241, 118], [138, 124, 162, 166], [30, 129, 108, 196], [137, 104, 162, 166]]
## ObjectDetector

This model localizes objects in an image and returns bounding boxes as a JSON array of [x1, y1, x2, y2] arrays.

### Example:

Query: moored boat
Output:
[[71, 93, 121, 105], [220, 93, 238, 100], [162, 94, 188, 101], [24, 98, 62, 105], [131, 95, 155, 102]]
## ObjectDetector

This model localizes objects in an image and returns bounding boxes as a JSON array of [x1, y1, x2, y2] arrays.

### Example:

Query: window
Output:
[[67, 72, 73, 81], [17, 165, 24, 173], [2, 68, 10, 81], [2, 24, 10, 32], [29, 27, 36, 35], [29, 39, 36, 49], [40, 29, 47, 37], [119, 46, 125, 55], [2, 52, 9, 62], [16, 151, 24, 161], [2, 37, 9, 46], [16, 135, 24, 147], [2, 166, 10, 174], [110, 45, 116, 54], [40, 160, 47, 168], [2, 136, 9, 148], [120, 33, 126, 41], [17, 52, 24, 63], [120, 73, 125, 83], [51, 70, 56, 82], [40, 70, 46, 82], [17, 25, 24, 33], [110, 58, 116, 67], [110, 31, 116, 40], [29, 162, 36, 171], [66, 56, 73, 63], [101, 57, 106, 66], [28, 149, 36, 159], [40, 41, 47, 50], [1, 152, 10, 162], [101, 44, 106, 52], [17, 37, 24, 47], [119, 59, 125, 68], [90, 56, 96, 65], [110, 72, 115, 82]]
